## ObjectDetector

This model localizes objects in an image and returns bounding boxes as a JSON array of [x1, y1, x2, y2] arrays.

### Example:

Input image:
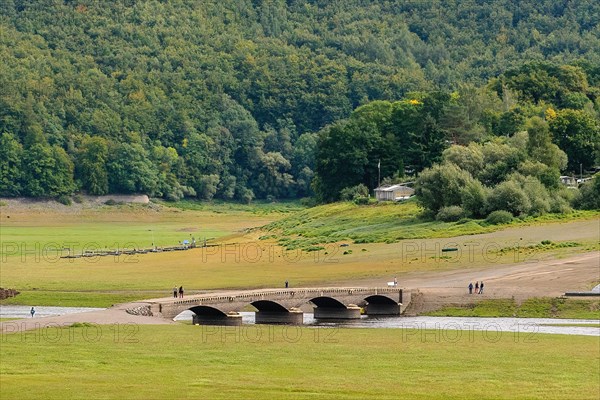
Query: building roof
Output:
[[374, 184, 413, 192]]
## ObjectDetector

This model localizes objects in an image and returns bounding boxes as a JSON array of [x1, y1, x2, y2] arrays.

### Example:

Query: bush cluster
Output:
[[415, 131, 597, 219]]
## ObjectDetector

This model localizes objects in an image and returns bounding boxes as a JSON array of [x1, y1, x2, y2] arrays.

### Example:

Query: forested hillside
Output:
[[1, 0, 599, 202]]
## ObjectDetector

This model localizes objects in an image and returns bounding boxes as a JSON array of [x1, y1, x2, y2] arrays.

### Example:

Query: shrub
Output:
[[442, 143, 484, 177], [57, 195, 72, 205], [238, 188, 255, 204], [487, 179, 531, 216], [415, 162, 474, 213], [486, 210, 513, 225], [512, 174, 551, 216], [460, 179, 488, 218], [354, 196, 369, 205], [72, 194, 84, 203], [339, 184, 369, 201], [181, 186, 197, 198], [165, 191, 181, 202], [574, 173, 600, 210], [104, 199, 117, 206], [436, 206, 465, 222], [300, 197, 317, 207]]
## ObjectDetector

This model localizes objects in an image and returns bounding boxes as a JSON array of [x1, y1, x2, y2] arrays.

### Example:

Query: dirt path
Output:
[[335, 251, 599, 314], [1, 252, 598, 333], [0, 302, 176, 334], [343, 252, 598, 295]]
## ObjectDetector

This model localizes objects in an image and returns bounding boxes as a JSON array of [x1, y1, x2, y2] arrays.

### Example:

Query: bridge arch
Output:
[[364, 295, 398, 305], [311, 296, 361, 319], [252, 300, 303, 324], [251, 300, 289, 313], [310, 296, 347, 308], [364, 295, 400, 315], [189, 305, 227, 317], [189, 305, 243, 326]]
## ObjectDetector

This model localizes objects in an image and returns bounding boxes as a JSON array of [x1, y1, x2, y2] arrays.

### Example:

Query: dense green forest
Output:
[[0, 0, 599, 204]]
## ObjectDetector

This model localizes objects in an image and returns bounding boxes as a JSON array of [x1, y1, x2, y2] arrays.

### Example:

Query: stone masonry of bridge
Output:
[[148, 287, 411, 324]]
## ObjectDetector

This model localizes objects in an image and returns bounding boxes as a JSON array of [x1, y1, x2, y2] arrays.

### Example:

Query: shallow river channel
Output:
[[1, 306, 597, 337]]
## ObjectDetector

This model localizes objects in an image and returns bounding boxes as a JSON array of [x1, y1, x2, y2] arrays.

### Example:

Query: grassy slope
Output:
[[262, 200, 600, 250], [0, 325, 598, 400]]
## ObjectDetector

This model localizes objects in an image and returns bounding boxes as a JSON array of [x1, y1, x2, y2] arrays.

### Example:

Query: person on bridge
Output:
[[393, 276, 397, 287], [179, 286, 184, 298], [30, 307, 35, 318], [173, 286, 178, 298], [468, 282, 473, 294], [285, 280, 289, 288], [479, 281, 484, 294]]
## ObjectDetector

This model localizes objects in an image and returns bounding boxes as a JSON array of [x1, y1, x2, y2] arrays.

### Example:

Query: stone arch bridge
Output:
[[148, 287, 411, 325]]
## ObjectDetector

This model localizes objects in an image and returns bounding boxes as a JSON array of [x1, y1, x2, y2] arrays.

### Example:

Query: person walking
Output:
[[393, 276, 398, 287], [479, 281, 484, 294], [173, 286, 178, 298], [30, 307, 35, 318], [468, 282, 473, 294], [178, 286, 184, 298], [285, 280, 289, 288], [475, 281, 479, 294]]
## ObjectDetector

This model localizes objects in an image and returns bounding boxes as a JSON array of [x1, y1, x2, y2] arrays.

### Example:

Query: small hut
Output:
[[374, 184, 414, 202]]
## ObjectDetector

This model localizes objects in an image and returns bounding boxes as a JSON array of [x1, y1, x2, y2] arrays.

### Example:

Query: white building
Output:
[[374, 184, 415, 202], [560, 176, 577, 187]]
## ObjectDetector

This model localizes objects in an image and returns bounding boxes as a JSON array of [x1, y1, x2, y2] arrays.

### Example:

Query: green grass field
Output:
[[0, 290, 167, 308], [0, 202, 286, 257], [426, 298, 600, 319], [1, 324, 598, 400]]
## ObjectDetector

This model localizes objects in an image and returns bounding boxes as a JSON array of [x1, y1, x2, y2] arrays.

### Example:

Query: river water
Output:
[[0, 305, 105, 319], [2, 306, 597, 336], [174, 310, 599, 337]]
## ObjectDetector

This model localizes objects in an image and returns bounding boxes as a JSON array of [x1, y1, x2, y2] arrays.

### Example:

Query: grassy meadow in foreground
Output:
[[0, 324, 598, 400]]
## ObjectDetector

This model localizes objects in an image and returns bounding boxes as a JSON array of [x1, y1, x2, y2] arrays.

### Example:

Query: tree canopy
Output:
[[0, 1, 598, 201]]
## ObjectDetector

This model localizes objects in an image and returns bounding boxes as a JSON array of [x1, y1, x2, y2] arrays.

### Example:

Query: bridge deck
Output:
[[147, 287, 402, 306]]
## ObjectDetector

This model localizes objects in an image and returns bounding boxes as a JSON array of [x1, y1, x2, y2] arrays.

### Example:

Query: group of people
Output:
[[172, 286, 184, 298], [468, 281, 484, 294]]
